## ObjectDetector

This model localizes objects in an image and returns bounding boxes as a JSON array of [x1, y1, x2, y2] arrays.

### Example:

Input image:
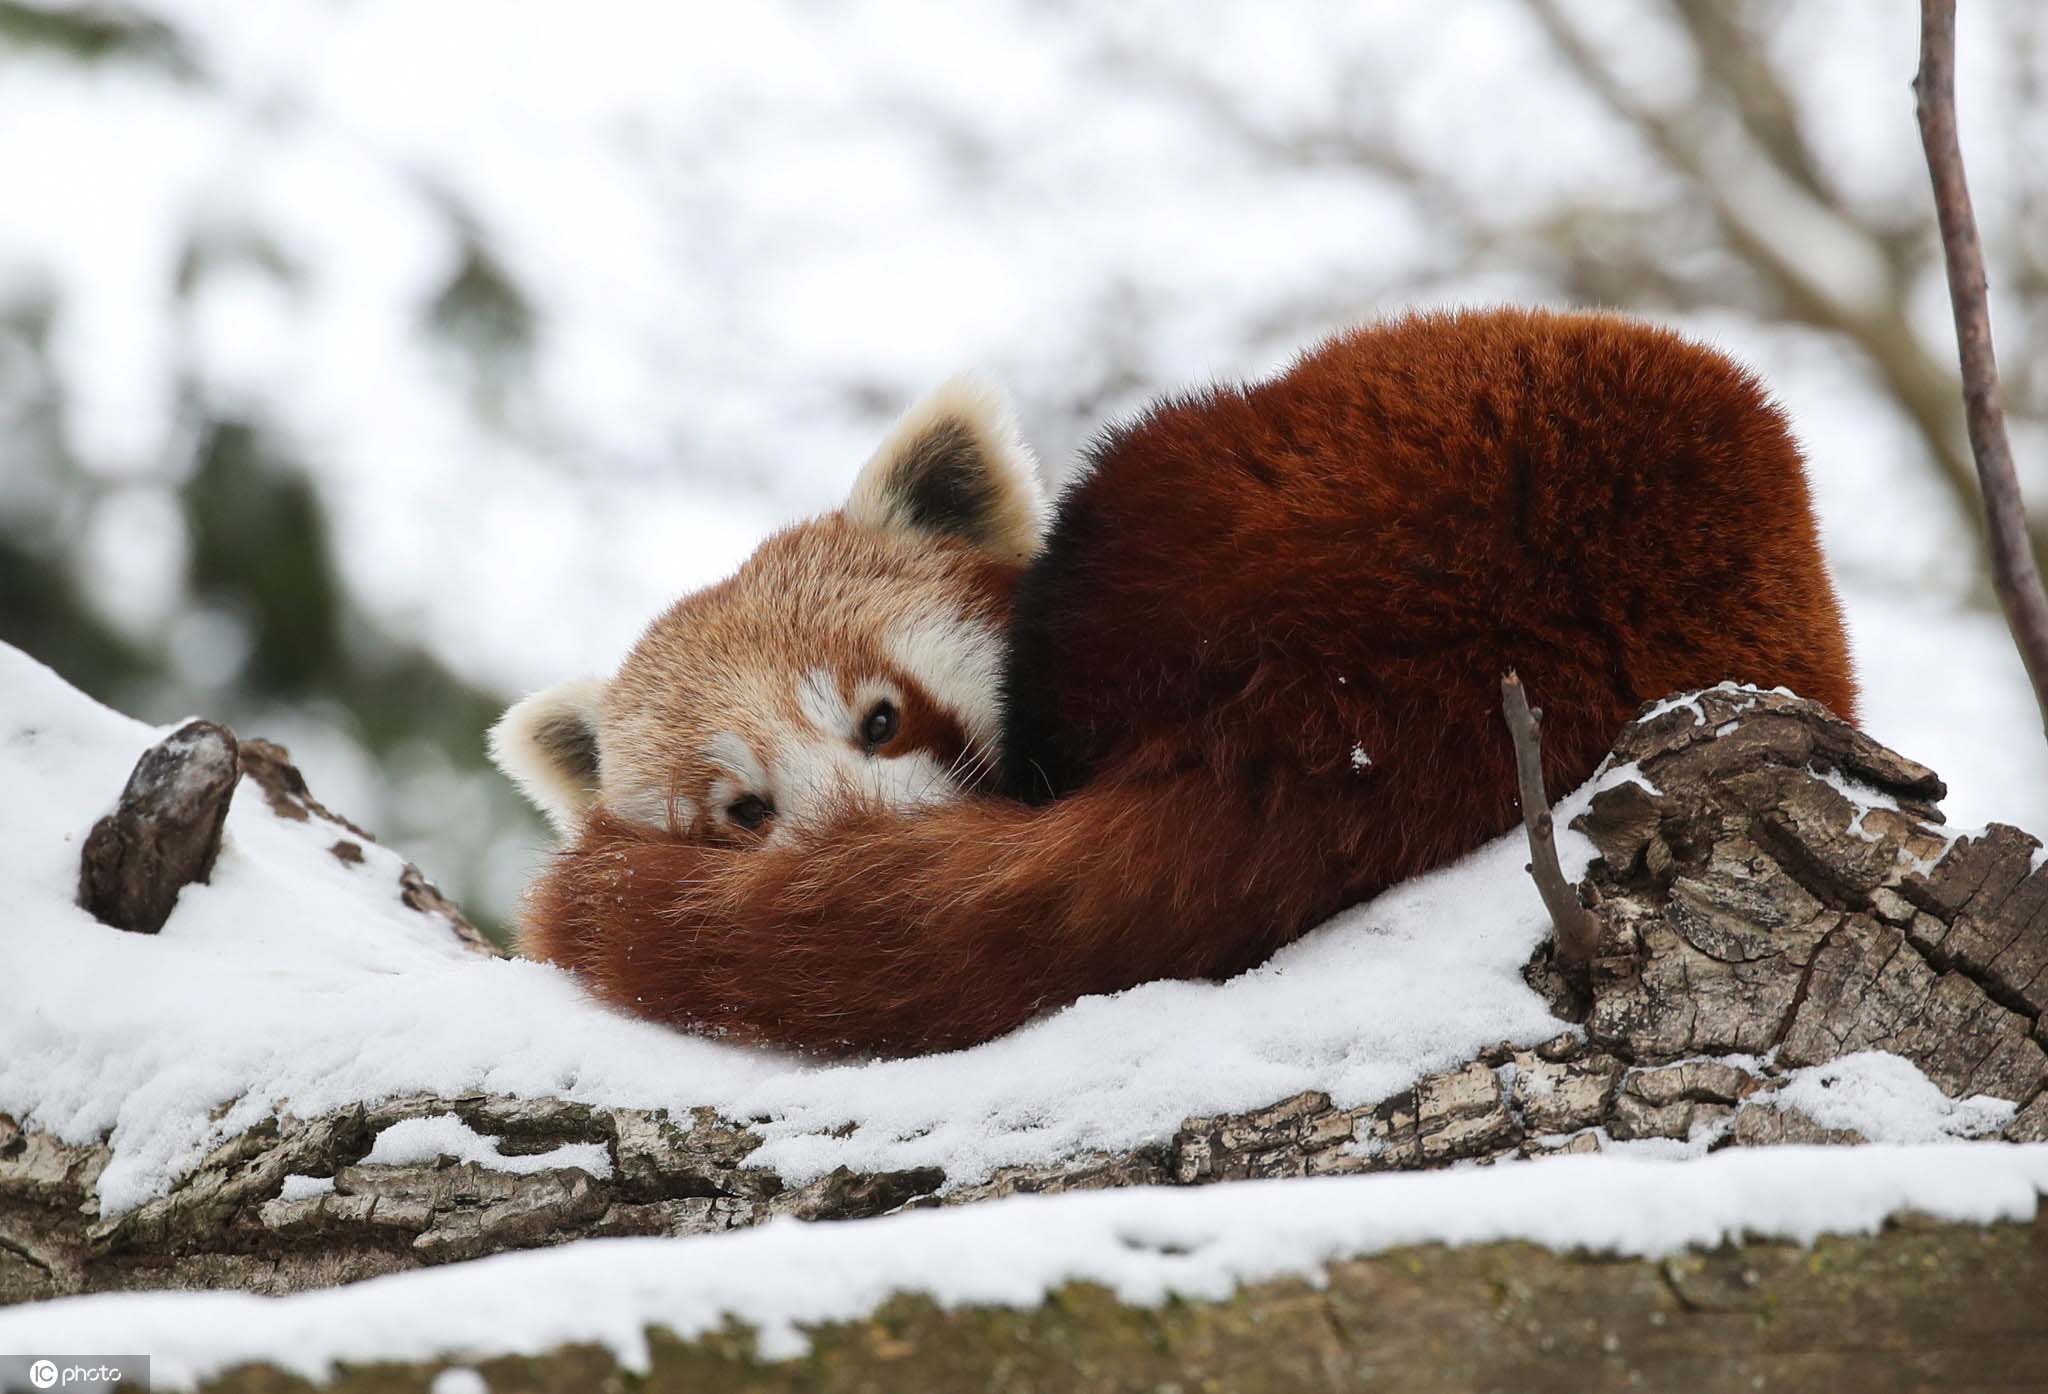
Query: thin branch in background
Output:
[[1914, 0, 2048, 739], [1668, 0, 1845, 216], [1500, 672, 1600, 973], [1525, 0, 2048, 598]]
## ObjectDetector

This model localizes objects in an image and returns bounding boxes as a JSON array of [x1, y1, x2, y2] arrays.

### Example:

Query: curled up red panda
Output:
[[490, 307, 1858, 1056]]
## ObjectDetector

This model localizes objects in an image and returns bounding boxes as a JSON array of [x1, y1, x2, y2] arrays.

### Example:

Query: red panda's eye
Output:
[[727, 796, 772, 830], [862, 700, 900, 750]]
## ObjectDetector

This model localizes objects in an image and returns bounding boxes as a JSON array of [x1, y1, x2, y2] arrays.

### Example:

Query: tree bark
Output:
[[189, 1211, 2048, 1394], [78, 720, 240, 935]]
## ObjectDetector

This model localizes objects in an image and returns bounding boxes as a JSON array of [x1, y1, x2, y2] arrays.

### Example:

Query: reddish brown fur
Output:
[[527, 308, 1856, 1055]]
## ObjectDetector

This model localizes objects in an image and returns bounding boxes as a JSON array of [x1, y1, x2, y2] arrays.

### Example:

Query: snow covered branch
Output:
[[1913, 0, 2048, 740], [9, 681, 2047, 1327]]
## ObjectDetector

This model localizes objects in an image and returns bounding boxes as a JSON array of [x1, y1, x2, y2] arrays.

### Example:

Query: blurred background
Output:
[[2, 0, 2044, 941]]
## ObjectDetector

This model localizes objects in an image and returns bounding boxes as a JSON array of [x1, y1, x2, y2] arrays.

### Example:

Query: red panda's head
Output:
[[489, 378, 1043, 844]]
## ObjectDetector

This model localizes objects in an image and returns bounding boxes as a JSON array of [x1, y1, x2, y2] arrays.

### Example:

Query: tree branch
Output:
[[1914, 0, 2048, 740], [1499, 672, 1600, 972]]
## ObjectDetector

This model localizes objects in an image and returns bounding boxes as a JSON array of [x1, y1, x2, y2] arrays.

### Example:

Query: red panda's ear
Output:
[[845, 376, 1045, 563], [489, 676, 607, 838]]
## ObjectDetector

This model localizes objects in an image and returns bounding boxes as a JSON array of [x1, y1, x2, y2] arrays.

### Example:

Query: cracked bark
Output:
[[9, 688, 2048, 1385]]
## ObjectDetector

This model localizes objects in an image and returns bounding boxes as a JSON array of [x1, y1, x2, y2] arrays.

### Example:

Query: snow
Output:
[[1815, 764, 1908, 820], [429, 1372, 487, 1394], [1816, 763, 1916, 844], [276, 1175, 334, 1202], [0, 639, 1573, 1213], [3, 1143, 2043, 1387], [1589, 759, 1660, 798], [1636, 681, 1780, 730], [363, 1114, 613, 1180], [9, 640, 2024, 1227], [1768, 1052, 2018, 1143], [1636, 693, 1708, 725]]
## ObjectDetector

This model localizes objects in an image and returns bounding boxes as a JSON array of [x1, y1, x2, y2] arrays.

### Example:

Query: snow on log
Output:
[[87, 1202, 2048, 1394], [6, 649, 2048, 1390], [5, 679, 2048, 1312]]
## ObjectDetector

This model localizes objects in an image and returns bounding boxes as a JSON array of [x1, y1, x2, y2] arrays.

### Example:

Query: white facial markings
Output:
[[797, 667, 852, 739], [763, 741, 956, 844], [608, 785, 693, 833], [694, 730, 765, 830], [702, 731, 767, 788], [754, 665, 970, 838], [882, 611, 1005, 750], [762, 672, 854, 832]]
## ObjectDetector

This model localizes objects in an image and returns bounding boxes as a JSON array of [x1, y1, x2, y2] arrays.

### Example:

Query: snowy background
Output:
[[2, 0, 2046, 934]]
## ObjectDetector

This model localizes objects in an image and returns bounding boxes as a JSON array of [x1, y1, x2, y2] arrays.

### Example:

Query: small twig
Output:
[[1500, 672, 1599, 973], [1914, 0, 2048, 740]]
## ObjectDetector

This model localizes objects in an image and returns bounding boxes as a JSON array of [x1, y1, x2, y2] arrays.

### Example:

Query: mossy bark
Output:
[[196, 1211, 2048, 1393]]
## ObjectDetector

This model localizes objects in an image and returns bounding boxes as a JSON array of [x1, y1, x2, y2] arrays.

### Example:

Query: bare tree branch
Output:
[[1500, 672, 1600, 972], [1914, 0, 2048, 739], [1668, 0, 1845, 217], [1523, 0, 2048, 597]]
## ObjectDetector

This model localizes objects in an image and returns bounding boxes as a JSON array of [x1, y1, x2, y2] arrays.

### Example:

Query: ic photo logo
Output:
[[4, 1357, 139, 1393]]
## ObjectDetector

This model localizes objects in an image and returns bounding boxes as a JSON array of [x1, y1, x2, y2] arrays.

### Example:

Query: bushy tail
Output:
[[523, 769, 1344, 1055]]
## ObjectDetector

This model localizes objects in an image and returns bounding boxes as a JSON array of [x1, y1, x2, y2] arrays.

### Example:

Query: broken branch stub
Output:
[[1500, 671, 1601, 973], [78, 719, 241, 934]]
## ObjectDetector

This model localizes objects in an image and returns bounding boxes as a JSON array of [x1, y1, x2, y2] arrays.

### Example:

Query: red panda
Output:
[[492, 307, 1857, 1056]]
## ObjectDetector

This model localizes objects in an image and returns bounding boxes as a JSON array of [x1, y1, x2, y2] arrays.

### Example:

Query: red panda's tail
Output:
[[523, 768, 1349, 1055]]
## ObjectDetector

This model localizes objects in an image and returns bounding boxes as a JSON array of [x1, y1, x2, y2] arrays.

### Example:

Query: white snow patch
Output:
[[364, 1114, 613, 1179], [1815, 764, 1906, 842], [1768, 1052, 2017, 1143], [1636, 693, 1707, 724], [276, 1175, 335, 1202], [1349, 743, 1372, 771], [1812, 764, 1965, 871], [1637, 682, 1786, 731], [0, 642, 1577, 1213], [4, 1144, 2043, 1388], [1589, 758, 1660, 798], [430, 1370, 489, 1394]]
